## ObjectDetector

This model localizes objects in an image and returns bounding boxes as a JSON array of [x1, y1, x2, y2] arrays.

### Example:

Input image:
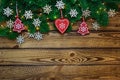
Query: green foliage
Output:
[[0, 0, 120, 39]]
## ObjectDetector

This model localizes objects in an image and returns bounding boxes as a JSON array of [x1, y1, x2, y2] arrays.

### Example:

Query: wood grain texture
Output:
[[0, 65, 120, 80], [0, 32, 120, 48], [0, 10, 120, 80], [0, 49, 120, 65]]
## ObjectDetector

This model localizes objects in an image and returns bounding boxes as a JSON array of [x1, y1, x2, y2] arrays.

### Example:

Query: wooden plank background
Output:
[[0, 13, 120, 80]]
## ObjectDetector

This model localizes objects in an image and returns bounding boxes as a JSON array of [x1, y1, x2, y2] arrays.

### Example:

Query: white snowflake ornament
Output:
[[24, 10, 33, 19], [108, 9, 116, 17], [43, 4, 52, 14], [3, 7, 13, 17], [92, 22, 100, 30], [6, 19, 14, 28], [69, 9, 78, 17], [59, 23, 66, 29], [34, 32, 43, 41], [27, 33, 34, 38], [82, 9, 91, 17], [33, 18, 42, 27], [55, 0, 65, 10], [16, 35, 24, 44]]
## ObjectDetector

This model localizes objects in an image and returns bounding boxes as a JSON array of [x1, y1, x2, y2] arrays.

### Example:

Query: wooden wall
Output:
[[0, 13, 120, 80]]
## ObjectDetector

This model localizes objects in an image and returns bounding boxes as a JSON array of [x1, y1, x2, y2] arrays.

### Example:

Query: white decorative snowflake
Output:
[[6, 19, 14, 28], [82, 9, 91, 17], [3, 7, 13, 17], [27, 33, 34, 38], [108, 9, 116, 17], [69, 9, 78, 17], [59, 23, 65, 29], [24, 10, 33, 19], [16, 35, 24, 44], [81, 27, 87, 32], [34, 32, 43, 40], [33, 18, 42, 27], [43, 4, 52, 14], [55, 0, 65, 10], [92, 22, 100, 30]]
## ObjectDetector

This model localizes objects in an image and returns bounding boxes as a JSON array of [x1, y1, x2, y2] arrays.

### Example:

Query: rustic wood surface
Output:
[[0, 32, 120, 48], [0, 12, 120, 80], [0, 65, 120, 80], [0, 49, 120, 65]]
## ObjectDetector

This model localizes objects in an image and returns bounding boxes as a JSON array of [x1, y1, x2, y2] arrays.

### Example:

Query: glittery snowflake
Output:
[[55, 0, 65, 10], [33, 18, 42, 27], [69, 9, 78, 17], [59, 23, 65, 29], [82, 9, 91, 17], [27, 33, 34, 38], [43, 4, 52, 14], [108, 9, 116, 17], [81, 27, 87, 32], [3, 7, 13, 17], [24, 10, 33, 19], [16, 35, 24, 44], [92, 22, 100, 30], [34, 32, 43, 40], [6, 19, 14, 28]]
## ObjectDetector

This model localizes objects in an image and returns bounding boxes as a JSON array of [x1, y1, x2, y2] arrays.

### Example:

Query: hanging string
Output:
[[60, 9, 63, 18], [16, 1, 19, 16]]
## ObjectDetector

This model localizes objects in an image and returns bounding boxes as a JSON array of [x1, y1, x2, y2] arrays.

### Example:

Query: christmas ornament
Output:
[[24, 10, 33, 19], [27, 33, 34, 38], [13, 2, 25, 33], [82, 9, 91, 18], [33, 18, 42, 27], [55, 18, 69, 34], [77, 18, 89, 35], [55, 0, 65, 10], [69, 9, 78, 18], [55, 9, 69, 34], [92, 22, 100, 30], [43, 4, 52, 14], [13, 17, 25, 33], [34, 32, 43, 40], [3, 7, 13, 17], [16, 35, 24, 44], [108, 9, 116, 17], [6, 19, 14, 29]]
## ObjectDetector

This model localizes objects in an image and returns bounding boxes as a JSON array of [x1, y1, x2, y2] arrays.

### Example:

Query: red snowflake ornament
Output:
[[77, 21, 89, 35], [13, 17, 25, 33], [55, 18, 69, 34]]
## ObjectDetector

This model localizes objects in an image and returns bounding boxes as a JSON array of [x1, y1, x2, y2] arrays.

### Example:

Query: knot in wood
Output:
[[69, 51, 76, 57]]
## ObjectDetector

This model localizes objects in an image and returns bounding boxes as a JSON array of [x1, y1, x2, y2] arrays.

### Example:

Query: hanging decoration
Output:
[[55, 0, 70, 34], [0, 0, 119, 44], [13, 2, 25, 33], [77, 17, 89, 35]]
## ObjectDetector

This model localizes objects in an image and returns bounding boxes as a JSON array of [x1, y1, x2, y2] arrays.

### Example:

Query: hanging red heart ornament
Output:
[[55, 18, 69, 34], [55, 9, 70, 34]]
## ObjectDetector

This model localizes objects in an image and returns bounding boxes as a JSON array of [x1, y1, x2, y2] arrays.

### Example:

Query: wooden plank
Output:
[[0, 32, 120, 48], [0, 49, 120, 65], [0, 65, 120, 80]]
